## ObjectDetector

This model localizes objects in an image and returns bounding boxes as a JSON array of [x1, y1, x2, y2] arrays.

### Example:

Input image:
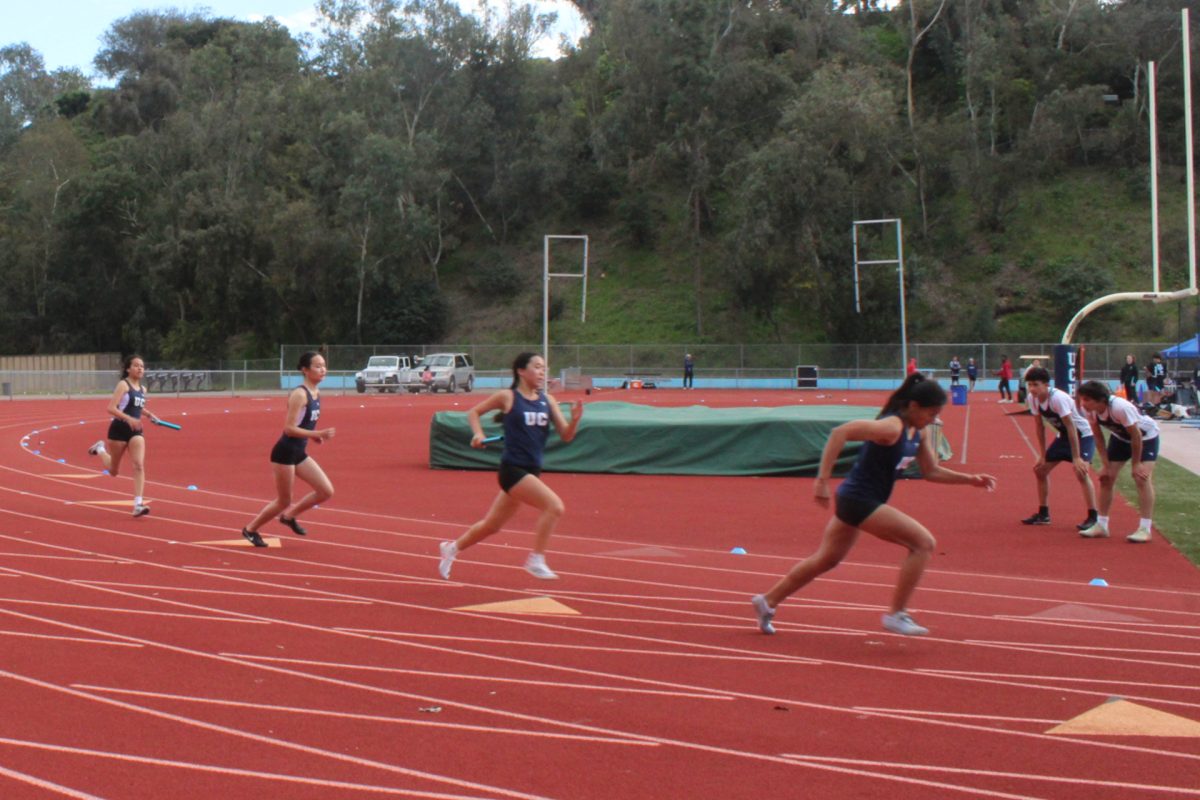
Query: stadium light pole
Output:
[[852, 218, 908, 374]]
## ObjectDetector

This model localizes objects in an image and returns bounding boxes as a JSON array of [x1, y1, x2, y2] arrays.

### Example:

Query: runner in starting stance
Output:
[[752, 374, 996, 636]]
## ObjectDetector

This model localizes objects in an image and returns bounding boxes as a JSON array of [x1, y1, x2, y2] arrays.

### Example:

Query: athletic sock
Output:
[[1140, 518, 1152, 530], [1097, 516, 1109, 527], [134, 496, 143, 506], [1039, 506, 1049, 517]]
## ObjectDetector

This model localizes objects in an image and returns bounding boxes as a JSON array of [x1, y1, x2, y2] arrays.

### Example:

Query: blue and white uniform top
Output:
[[836, 415, 921, 505], [1028, 388, 1092, 439], [501, 389, 551, 469], [118, 381, 146, 420], [1087, 394, 1159, 443]]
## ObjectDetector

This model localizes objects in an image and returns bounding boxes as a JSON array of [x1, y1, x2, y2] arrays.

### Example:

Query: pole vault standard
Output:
[[542, 235, 589, 377], [1060, 8, 1199, 350], [852, 218, 908, 374]]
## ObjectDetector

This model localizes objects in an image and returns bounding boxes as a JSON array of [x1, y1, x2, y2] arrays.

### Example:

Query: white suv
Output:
[[407, 352, 474, 393], [355, 355, 412, 393]]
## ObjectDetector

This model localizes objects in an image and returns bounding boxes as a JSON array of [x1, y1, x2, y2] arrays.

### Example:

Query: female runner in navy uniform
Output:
[[89, 355, 163, 517], [751, 374, 996, 636], [438, 352, 582, 580], [241, 352, 336, 547]]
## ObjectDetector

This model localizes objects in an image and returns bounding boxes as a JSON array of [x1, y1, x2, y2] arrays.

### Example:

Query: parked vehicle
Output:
[[355, 355, 412, 393], [404, 352, 474, 393]]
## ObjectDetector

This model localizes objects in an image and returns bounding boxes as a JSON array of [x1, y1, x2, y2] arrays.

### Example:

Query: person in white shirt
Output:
[[1019, 366, 1098, 530], [1076, 380, 1159, 543]]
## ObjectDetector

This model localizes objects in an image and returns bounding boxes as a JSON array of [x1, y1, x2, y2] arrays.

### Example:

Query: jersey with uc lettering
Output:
[[501, 390, 551, 468]]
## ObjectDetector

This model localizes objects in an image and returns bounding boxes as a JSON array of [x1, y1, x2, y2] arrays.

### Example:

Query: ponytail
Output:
[[879, 372, 947, 418], [495, 351, 540, 423]]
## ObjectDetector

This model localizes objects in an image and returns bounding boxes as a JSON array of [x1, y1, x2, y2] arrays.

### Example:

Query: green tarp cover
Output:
[[429, 401, 888, 476]]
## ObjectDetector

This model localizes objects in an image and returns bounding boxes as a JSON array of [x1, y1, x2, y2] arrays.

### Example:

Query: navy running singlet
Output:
[[501, 390, 551, 468], [836, 415, 921, 505], [270, 386, 320, 465]]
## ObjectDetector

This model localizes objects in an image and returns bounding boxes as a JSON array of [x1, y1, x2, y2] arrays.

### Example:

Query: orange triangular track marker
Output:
[[1047, 699, 1200, 737], [193, 537, 282, 548], [454, 596, 580, 615]]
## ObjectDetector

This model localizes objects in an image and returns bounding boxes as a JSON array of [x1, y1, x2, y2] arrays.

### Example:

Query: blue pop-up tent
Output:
[[1161, 334, 1200, 359]]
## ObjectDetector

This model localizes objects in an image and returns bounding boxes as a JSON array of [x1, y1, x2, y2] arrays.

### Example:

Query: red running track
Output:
[[0, 388, 1198, 799]]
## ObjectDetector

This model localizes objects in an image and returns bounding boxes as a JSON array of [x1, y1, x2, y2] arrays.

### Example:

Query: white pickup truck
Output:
[[354, 355, 412, 393]]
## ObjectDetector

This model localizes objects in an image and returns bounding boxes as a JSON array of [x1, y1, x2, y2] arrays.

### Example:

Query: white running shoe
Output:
[[524, 553, 558, 580], [132, 504, 150, 518], [882, 610, 928, 636], [87, 440, 106, 456], [1126, 527, 1152, 543], [438, 541, 457, 579], [1079, 521, 1110, 539], [751, 594, 776, 635]]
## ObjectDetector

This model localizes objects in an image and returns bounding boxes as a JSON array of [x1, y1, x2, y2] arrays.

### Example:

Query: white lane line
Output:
[[183, 568, 444, 586], [960, 403, 971, 464], [72, 685, 662, 744], [919, 669, 1200, 693], [216, 655, 732, 700], [960, 639, 1200, 679], [0, 552, 132, 564], [73, 580, 373, 605], [975, 632, 1200, 652], [0, 629, 141, 648], [0, 597, 269, 625], [912, 663, 1200, 713], [4, 480, 1199, 605], [5, 489, 1200, 784], [781, 753, 1200, 797], [0, 668, 557, 800], [988, 617, 1200, 639], [0, 761, 106, 800], [852, 707, 1061, 724], [0, 736, 521, 799], [331, 629, 816, 665], [1008, 409, 1041, 458]]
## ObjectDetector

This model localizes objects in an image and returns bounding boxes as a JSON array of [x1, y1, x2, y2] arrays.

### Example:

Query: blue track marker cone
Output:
[[1089, 578, 1109, 586], [730, 546, 747, 555], [187, 484, 198, 491]]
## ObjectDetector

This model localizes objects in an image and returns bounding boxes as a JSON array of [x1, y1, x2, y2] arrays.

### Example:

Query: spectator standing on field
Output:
[[996, 355, 1014, 403], [1119, 354, 1139, 401], [948, 356, 962, 387], [683, 353, 695, 390], [966, 358, 978, 392]]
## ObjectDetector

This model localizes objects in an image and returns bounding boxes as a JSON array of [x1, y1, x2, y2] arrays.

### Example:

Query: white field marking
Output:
[[989, 616, 1200, 638], [0, 552, 133, 564], [4, 477, 1200, 606], [73, 684, 674, 737], [5, 523, 1196, 718], [962, 639, 1200, 677], [73, 580, 373, 605], [960, 402, 971, 464], [0, 761, 105, 800], [1, 513, 1196, 696], [183, 567, 445, 586], [329, 629, 820, 665], [0, 597, 270, 625], [912, 663, 1200, 714], [781, 753, 1200, 797], [975, 634, 1200, 654], [232, 651, 772, 691], [7, 448, 1200, 767], [0, 669, 559, 800], [4, 452, 1193, 603], [0, 737, 498, 800], [0, 629, 142, 648], [851, 707, 1061, 724], [1008, 409, 1042, 458], [6, 527, 1200, 747], [919, 668, 1200, 693]]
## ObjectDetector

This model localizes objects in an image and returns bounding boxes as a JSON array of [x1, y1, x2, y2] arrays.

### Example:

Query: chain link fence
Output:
[[280, 342, 1183, 382]]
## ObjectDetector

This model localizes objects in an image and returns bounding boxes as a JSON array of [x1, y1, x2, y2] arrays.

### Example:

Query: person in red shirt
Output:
[[995, 355, 1014, 403], [906, 357, 918, 376]]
